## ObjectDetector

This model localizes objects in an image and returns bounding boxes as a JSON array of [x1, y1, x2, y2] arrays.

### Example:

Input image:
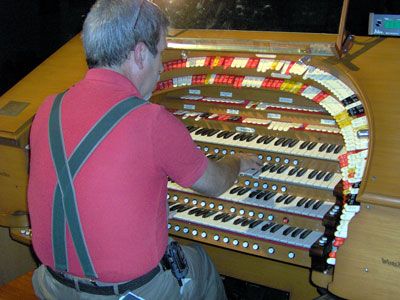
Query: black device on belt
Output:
[[161, 241, 189, 286]]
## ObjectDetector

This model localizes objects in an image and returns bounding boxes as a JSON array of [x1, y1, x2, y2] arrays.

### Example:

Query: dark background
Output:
[[1, 0, 399, 96]]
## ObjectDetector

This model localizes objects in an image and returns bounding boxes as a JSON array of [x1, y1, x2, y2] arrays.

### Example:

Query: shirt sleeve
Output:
[[152, 106, 208, 188]]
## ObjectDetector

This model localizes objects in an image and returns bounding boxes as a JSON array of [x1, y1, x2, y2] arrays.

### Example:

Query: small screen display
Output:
[[385, 20, 400, 29]]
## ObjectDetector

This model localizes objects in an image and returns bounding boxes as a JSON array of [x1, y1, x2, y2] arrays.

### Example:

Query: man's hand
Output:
[[190, 152, 264, 197], [232, 152, 264, 173]]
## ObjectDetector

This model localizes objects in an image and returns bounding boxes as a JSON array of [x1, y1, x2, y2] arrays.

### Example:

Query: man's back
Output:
[[27, 68, 207, 283]]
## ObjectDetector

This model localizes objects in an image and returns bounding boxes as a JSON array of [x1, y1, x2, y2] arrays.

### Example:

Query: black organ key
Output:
[[249, 190, 262, 198], [299, 141, 310, 149], [288, 139, 300, 148], [207, 129, 220, 136], [308, 170, 319, 179], [284, 195, 297, 204], [316, 171, 327, 180], [195, 208, 208, 216], [282, 138, 293, 147], [188, 207, 201, 214], [269, 164, 281, 173], [239, 133, 251, 141], [283, 226, 297, 236], [312, 201, 324, 210], [264, 191, 277, 201], [324, 172, 334, 181], [224, 131, 236, 139], [178, 205, 193, 212], [246, 134, 258, 142], [291, 228, 304, 237], [296, 197, 308, 207], [263, 136, 275, 145], [233, 217, 246, 225], [202, 210, 218, 218], [238, 187, 251, 195], [257, 136, 269, 143], [241, 218, 255, 227], [168, 201, 175, 206], [318, 143, 329, 152], [214, 213, 228, 220], [277, 165, 289, 174], [201, 128, 213, 136], [217, 131, 229, 138], [233, 132, 245, 140], [307, 142, 318, 150], [195, 128, 207, 135], [274, 137, 286, 146], [270, 224, 284, 233], [288, 167, 299, 176], [327, 144, 336, 153], [230, 186, 242, 194], [296, 168, 307, 177], [249, 219, 264, 228], [261, 222, 275, 231], [304, 199, 317, 208], [261, 163, 274, 172], [256, 191, 268, 199], [300, 230, 313, 239], [276, 194, 289, 203], [334, 145, 344, 154], [222, 214, 236, 222], [187, 126, 199, 132], [170, 204, 185, 211]]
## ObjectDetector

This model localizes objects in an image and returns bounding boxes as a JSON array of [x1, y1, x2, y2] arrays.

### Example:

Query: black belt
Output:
[[46, 264, 162, 296]]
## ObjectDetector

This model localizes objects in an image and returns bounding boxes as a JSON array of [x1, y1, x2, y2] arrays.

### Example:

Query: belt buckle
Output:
[[89, 278, 99, 287]]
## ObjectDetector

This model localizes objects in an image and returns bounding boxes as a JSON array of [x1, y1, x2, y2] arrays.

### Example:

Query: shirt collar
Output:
[[84, 68, 142, 97]]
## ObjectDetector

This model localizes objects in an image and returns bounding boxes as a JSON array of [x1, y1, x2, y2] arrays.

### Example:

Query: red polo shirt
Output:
[[27, 69, 208, 282]]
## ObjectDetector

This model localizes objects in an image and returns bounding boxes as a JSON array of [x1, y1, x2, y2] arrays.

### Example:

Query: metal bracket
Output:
[[334, 0, 354, 59]]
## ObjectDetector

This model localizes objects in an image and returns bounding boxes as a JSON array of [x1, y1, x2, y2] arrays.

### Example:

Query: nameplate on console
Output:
[[0, 101, 30, 117], [183, 104, 196, 110]]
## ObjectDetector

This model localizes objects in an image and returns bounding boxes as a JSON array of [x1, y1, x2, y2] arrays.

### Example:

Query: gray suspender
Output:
[[48, 91, 148, 278]]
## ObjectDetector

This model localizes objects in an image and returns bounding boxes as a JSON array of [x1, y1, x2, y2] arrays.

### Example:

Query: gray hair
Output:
[[82, 0, 169, 69]]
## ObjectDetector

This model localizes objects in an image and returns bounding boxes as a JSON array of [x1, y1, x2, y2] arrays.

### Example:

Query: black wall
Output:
[[0, 0, 94, 96]]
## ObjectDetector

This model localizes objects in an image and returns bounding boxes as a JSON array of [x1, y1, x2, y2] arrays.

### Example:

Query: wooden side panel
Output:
[[0, 145, 29, 226], [334, 37, 400, 203], [329, 203, 400, 300]]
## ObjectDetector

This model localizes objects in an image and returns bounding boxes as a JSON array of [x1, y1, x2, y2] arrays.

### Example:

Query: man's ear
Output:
[[133, 42, 147, 70]]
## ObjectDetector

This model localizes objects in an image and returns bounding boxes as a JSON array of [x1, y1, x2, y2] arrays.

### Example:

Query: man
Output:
[[28, 0, 262, 299]]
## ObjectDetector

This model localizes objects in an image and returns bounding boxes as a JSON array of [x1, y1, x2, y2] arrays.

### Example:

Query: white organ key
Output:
[[280, 61, 291, 74], [231, 57, 240, 68], [274, 60, 284, 72], [240, 57, 249, 68]]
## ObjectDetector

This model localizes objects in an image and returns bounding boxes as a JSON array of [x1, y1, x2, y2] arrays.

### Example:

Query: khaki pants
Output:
[[32, 243, 227, 300]]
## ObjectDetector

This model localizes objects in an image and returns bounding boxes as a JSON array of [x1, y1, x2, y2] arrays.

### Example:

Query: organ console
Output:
[[0, 28, 400, 299]]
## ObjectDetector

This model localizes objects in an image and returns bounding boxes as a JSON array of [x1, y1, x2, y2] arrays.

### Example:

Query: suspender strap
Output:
[[49, 91, 148, 278]]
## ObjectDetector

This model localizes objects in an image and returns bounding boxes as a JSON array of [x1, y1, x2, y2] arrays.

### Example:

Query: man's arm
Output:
[[190, 153, 263, 197]]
